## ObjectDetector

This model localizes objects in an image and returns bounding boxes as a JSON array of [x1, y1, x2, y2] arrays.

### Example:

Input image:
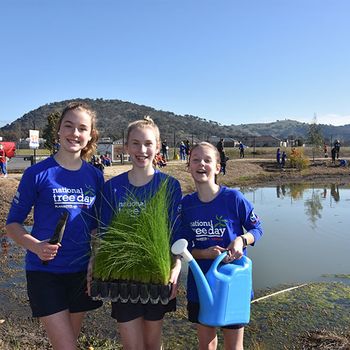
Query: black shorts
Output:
[[26, 270, 102, 318], [111, 298, 176, 323], [187, 301, 245, 329]]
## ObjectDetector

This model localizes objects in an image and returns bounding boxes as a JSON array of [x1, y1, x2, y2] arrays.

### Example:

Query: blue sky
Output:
[[1, 0, 350, 128]]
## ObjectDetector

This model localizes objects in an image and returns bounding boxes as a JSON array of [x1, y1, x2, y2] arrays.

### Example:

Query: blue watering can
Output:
[[171, 239, 252, 327]]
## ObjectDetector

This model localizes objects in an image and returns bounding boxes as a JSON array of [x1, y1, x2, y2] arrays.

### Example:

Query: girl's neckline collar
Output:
[[127, 168, 158, 187], [52, 155, 84, 171], [197, 185, 223, 203]]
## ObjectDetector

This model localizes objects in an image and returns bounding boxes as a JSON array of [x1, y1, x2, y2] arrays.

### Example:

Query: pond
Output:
[[2, 184, 349, 294], [240, 183, 350, 291]]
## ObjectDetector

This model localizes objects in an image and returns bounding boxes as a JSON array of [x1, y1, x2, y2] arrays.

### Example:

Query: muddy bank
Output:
[[1, 245, 349, 349]]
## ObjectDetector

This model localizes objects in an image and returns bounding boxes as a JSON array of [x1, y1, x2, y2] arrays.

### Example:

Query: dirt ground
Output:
[[1, 158, 349, 349]]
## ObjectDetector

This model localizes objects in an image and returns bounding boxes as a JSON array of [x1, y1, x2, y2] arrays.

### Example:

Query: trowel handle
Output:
[[208, 251, 228, 274]]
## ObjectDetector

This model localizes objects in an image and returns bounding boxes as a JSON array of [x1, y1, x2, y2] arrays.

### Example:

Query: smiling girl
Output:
[[178, 142, 263, 350], [99, 116, 182, 350], [6, 102, 104, 350]]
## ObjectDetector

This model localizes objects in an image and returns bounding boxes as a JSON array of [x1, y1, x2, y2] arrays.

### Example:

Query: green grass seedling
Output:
[[93, 180, 173, 285]]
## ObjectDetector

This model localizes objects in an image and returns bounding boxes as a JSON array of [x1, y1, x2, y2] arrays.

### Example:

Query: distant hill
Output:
[[1, 98, 349, 144]]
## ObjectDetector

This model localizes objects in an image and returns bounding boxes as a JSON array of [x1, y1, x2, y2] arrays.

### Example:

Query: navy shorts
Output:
[[111, 298, 176, 323], [26, 270, 103, 318], [187, 301, 245, 329]]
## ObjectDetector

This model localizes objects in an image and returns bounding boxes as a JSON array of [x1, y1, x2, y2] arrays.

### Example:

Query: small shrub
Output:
[[289, 148, 310, 170]]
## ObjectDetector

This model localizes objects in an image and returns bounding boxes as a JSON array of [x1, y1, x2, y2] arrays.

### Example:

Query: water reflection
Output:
[[250, 183, 349, 229], [330, 184, 340, 202], [239, 183, 350, 290], [273, 183, 343, 204], [304, 189, 322, 229], [250, 183, 346, 228]]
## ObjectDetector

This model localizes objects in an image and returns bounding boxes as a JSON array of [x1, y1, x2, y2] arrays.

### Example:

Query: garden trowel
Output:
[[42, 211, 69, 265]]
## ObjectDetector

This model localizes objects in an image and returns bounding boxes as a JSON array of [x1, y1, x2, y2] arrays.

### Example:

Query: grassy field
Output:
[[14, 148, 50, 156]]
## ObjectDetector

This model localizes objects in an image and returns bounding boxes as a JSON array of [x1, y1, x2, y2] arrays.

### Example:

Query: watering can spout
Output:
[[171, 239, 193, 263], [171, 239, 214, 306]]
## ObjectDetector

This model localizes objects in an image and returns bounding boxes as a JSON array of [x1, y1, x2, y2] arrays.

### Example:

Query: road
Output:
[[7, 155, 47, 171]]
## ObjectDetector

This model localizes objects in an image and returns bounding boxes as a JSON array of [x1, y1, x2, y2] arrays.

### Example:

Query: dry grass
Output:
[[105, 156, 350, 193], [302, 330, 350, 349]]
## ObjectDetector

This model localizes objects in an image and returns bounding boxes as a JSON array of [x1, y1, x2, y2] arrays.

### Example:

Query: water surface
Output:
[[241, 183, 350, 290]]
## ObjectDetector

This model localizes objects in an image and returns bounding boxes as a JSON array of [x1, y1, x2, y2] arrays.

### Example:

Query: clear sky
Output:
[[1, 0, 350, 128]]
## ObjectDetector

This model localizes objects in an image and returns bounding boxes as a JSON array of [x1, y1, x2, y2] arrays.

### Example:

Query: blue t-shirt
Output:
[[177, 186, 263, 302], [6, 156, 104, 273], [100, 170, 182, 241]]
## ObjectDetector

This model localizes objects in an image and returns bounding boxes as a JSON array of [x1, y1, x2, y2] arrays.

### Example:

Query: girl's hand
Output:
[[169, 258, 181, 300], [36, 241, 61, 261], [205, 245, 227, 259], [192, 246, 226, 260], [225, 238, 244, 262]]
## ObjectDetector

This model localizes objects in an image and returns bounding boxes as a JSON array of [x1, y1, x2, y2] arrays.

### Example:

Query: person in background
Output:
[[103, 153, 111, 166], [216, 138, 224, 155], [5, 102, 104, 350], [323, 143, 328, 158], [94, 156, 104, 173], [0, 143, 8, 178], [161, 139, 169, 161], [276, 148, 281, 168], [331, 147, 336, 164], [100, 116, 182, 350], [185, 139, 191, 161], [239, 142, 245, 159], [334, 140, 341, 159], [281, 151, 287, 168], [179, 141, 187, 162], [177, 142, 263, 350], [153, 152, 167, 168], [220, 150, 229, 175]]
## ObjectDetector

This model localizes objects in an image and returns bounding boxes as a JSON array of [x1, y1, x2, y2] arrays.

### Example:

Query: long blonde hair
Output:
[[126, 115, 160, 145], [57, 102, 99, 160]]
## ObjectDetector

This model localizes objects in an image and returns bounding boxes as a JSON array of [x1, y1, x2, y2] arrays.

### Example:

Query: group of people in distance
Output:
[[276, 148, 287, 168], [5, 102, 263, 350], [90, 153, 112, 173], [179, 139, 191, 161]]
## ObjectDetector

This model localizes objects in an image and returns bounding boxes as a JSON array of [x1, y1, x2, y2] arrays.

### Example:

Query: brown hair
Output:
[[126, 115, 160, 145], [57, 102, 99, 160]]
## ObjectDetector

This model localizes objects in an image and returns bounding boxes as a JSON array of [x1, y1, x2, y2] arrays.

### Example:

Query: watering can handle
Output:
[[209, 251, 228, 274]]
